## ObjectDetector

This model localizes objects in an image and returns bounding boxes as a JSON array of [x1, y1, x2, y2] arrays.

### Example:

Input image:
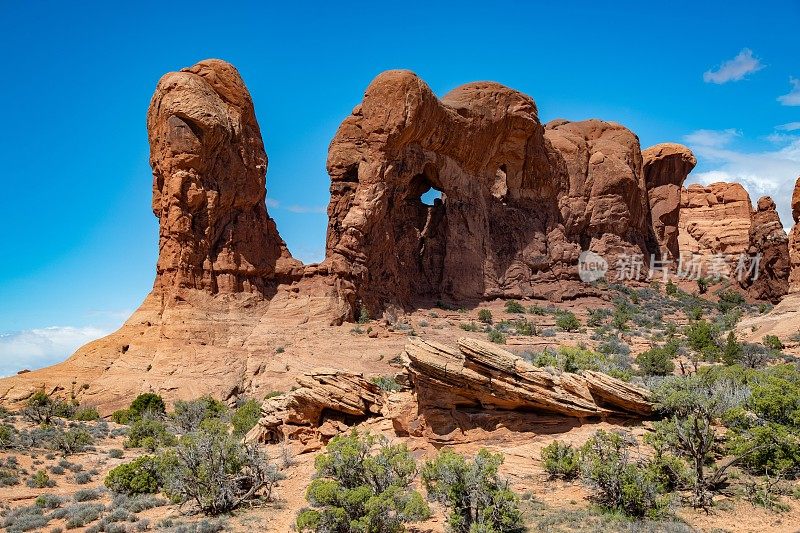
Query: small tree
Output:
[[105, 455, 161, 495], [162, 421, 282, 515], [130, 393, 166, 419], [422, 448, 523, 533], [296, 431, 429, 532], [651, 375, 748, 509], [580, 430, 668, 518], [722, 331, 743, 366], [170, 396, 228, 433], [478, 309, 493, 324], [22, 392, 72, 425], [232, 399, 262, 438], [763, 335, 784, 351]]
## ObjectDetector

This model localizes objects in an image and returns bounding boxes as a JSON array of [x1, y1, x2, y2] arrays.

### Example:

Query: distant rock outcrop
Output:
[[642, 143, 697, 260], [678, 183, 753, 260], [744, 196, 789, 302], [789, 177, 800, 293]]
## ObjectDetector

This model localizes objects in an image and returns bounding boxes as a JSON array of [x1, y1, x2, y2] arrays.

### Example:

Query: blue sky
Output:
[[1, 1, 798, 375]]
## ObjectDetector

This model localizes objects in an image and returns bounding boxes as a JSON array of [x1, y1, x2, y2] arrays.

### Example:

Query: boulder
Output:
[[642, 143, 696, 260], [245, 368, 384, 444]]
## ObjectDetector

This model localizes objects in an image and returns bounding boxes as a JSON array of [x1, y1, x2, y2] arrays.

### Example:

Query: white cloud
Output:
[[703, 48, 764, 84], [778, 77, 800, 106], [776, 122, 800, 131], [266, 197, 326, 214], [265, 198, 280, 209], [684, 129, 800, 227], [683, 128, 740, 147], [0, 326, 109, 377]]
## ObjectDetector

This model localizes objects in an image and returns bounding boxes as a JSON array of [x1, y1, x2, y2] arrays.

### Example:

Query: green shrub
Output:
[[72, 406, 100, 421], [129, 393, 166, 419], [635, 342, 677, 376], [231, 399, 262, 438], [170, 396, 227, 433], [541, 441, 580, 480], [108, 448, 124, 459], [665, 280, 678, 296], [27, 469, 55, 488], [717, 289, 746, 313], [504, 300, 525, 314], [422, 448, 523, 532], [587, 308, 611, 327], [0, 423, 16, 449], [124, 418, 176, 450], [371, 376, 402, 392], [527, 304, 547, 315], [488, 329, 507, 344], [105, 455, 161, 494], [51, 426, 94, 455], [580, 431, 668, 518], [296, 431, 429, 532], [478, 309, 493, 324], [722, 331, 743, 366], [111, 409, 135, 425], [2, 504, 50, 532], [763, 334, 784, 350], [21, 391, 73, 425], [684, 319, 719, 359], [459, 321, 480, 332], [514, 319, 536, 336], [556, 311, 581, 332], [357, 307, 371, 324]]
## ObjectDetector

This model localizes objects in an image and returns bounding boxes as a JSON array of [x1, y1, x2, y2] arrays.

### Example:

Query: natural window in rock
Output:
[[409, 164, 444, 207], [420, 187, 443, 206]]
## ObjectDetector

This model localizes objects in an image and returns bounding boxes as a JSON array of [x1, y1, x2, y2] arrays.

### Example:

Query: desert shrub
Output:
[[108, 448, 124, 459], [488, 329, 507, 344], [105, 455, 161, 495], [357, 307, 371, 324], [716, 289, 746, 313], [580, 430, 668, 518], [73, 471, 92, 484], [124, 417, 176, 450], [71, 406, 100, 421], [596, 336, 631, 358], [478, 309, 493, 324], [541, 441, 580, 480], [527, 304, 547, 315], [2, 505, 50, 533], [541, 328, 556, 337], [231, 399, 262, 438], [161, 421, 282, 515], [665, 280, 678, 296], [684, 319, 719, 360], [371, 375, 402, 392], [51, 426, 94, 455], [36, 494, 65, 509], [696, 277, 709, 294], [422, 448, 523, 532], [635, 341, 677, 376], [514, 319, 536, 336], [62, 503, 104, 529], [650, 375, 748, 509], [112, 492, 167, 512], [27, 469, 55, 488], [170, 396, 227, 434], [459, 321, 480, 332], [721, 331, 743, 366], [763, 334, 784, 350], [586, 308, 611, 328], [611, 300, 633, 331], [74, 488, 103, 502], [22, 392, 73, 425], [555, 311, 581, 332], [504, 300, 525, 314], [296, 431, 429, 532], [129, 393, 166, 419], [0, 423, 16, 448]]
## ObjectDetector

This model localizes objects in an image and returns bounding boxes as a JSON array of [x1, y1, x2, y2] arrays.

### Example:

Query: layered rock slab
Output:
[[393, 337, 651, 441]]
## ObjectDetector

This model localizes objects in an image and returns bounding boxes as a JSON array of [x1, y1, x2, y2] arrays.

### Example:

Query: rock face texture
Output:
[[642, 143, 697, 260], [789, 177, 800, 293], [393, 338, 651, 441], [744, 197, 789, 302], [148, 59, 297, 296], [678, 183, 753, 261], [246, 368, 384, 444]]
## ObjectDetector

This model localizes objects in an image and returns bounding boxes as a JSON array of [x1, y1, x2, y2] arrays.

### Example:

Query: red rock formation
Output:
[[678, 183, 753, 261], [745, 196, 789, 302], [642, 143, 697, 260], [148, 59, 297, 296], [789, 177, 800, 293], [324, 72, 660, 318]]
